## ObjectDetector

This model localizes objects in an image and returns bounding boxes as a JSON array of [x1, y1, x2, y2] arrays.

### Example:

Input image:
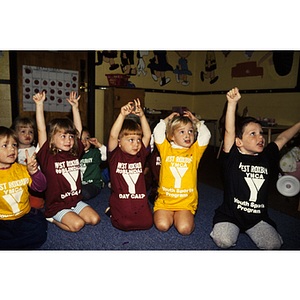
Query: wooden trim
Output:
[[95, 85, 300, 95], [9, 51, 19, 122]]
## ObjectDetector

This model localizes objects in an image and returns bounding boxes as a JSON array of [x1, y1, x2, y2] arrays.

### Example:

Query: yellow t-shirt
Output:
[[0, 163, 32, 220], [154, 139, 208, 214]]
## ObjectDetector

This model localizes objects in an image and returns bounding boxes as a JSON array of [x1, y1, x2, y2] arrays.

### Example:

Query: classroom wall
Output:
[[1, 51, 299, 147], [0, 51, 12, 127], [95, 50, 300, 146]]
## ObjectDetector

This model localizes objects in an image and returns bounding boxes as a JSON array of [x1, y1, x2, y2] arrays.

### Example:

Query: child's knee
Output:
[[89, 213, 101, 226], [212, 235, 236, 249], [210, 229, 237, 249], [256, 236, 283, 250], [154, 220, 171, 232], [176, 223, 194, 236], [68, 218, 85, 232]]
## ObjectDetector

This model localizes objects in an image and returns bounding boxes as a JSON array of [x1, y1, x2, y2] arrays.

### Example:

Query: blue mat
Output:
[[39, 183, 300, 250]]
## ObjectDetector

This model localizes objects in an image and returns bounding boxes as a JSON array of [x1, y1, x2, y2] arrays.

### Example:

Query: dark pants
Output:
[[0, 208, 48, 250], [81, 184, 102, 201]]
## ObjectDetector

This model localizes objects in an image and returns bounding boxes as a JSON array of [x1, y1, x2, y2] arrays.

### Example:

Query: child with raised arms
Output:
[[107, 98, 153, 231], [210, 87, 300, 249], [0, 126, 47, 249], [153, 110, 211, 235], [33, 91, 100, 232]]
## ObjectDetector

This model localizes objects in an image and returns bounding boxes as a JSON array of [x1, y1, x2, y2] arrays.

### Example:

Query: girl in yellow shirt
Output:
[[153, 111, 211, 235]]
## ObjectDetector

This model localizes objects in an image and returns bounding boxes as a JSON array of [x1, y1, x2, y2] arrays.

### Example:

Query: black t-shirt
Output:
[[213, 142, 279, 232]]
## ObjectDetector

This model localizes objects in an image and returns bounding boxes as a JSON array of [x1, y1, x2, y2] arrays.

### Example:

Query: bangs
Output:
[[0, 126, 18, 144], [49, 118, 78, 137], [119, 119, 142, 139], [166, 116, 196, 140]]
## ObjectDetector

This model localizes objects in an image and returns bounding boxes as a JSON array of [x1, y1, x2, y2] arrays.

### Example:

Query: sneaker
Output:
[[105, 207, 111, 217], [46, 217, 54, 223]]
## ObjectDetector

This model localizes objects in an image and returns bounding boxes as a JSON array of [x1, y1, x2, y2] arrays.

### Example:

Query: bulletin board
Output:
[[11, 51, 88, 127], [22, 65, 79, 112]]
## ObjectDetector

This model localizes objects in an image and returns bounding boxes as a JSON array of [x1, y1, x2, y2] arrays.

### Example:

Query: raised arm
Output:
[[274, 121, 300, 151], [132, 98, 151, 148], [153, 112, 179, 144], [66, 91, 82, 136], [224, 87, 241, 153], [33, 91, 47, 148], [108, 101, 133, 152]]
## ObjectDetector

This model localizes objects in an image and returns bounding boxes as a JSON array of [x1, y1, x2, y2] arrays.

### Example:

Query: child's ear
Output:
[[118, 139, 121, 147], [235, 137, 243, 147]]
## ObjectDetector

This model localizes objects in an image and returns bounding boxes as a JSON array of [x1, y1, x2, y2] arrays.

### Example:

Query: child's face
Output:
[[17, 126, 34, 149], [236, 122, 265, 155], [0, 136, 18, 168], [53, 130, 75, 152], [170, 122, 195, 148], [81, 131, 91, 151], [118, 134, 142, 155]]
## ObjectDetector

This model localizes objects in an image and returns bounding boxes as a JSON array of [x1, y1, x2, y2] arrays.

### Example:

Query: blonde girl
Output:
[[33, 91, 100, 232], [153, 111, 211, 235]]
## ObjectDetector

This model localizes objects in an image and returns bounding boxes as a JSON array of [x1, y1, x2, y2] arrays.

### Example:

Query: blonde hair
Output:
[[47, 118, 79, 156], [118, 119, 142, 139], [10, 116, 37, 146], [166, 116, 197, 141]]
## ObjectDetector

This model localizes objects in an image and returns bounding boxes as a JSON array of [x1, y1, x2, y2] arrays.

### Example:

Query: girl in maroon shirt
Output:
[[33, 91, 100, 232]]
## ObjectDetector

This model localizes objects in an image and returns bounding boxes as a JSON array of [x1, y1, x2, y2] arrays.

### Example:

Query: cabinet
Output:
[[103, 87, 145, 144]]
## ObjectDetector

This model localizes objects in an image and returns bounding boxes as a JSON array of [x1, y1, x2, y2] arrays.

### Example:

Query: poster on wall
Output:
[[22, 65, 79, 112]]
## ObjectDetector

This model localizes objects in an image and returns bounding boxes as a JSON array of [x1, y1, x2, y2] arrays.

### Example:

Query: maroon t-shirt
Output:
[[36, 139, 84, 218], [108, 144, 153, 231]]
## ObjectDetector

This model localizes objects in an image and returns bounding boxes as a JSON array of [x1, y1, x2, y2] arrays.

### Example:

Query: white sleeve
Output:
[[98, 144, 107, 161], [153, 119, 167, 145], [150, 134, 155, 152], [197, 121, 211, 146]]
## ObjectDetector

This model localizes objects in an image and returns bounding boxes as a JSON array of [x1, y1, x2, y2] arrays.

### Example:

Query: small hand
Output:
[[66, 91, 81, 107], [89, 137, 102, 148], [33, 91, 46, 104], [226, 87, 241, 103], [120, 102, 134, 116], [164, 112, 179, 123], [131, 98, 144, 117], [26, 150, 38, 175], [183, 110, 198, 122]]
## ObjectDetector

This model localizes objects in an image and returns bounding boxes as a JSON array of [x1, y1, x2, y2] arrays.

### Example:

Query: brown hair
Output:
[[166, 116, 197, 141], [0, 126, 18, 146], [47, 118, 79, 156], [118, 119, 142, 139], [236, 116, 261, 139]]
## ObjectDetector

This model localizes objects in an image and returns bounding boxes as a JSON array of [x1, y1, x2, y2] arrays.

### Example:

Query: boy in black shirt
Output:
[[211, 87, 300, 249]]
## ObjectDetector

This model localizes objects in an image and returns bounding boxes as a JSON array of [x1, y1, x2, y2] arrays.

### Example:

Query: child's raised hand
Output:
[[226, 87, 241, 103], [120, 102, 134, 116], [131, 98, 144, 117], [26, 150, 38, 175], [33, 91, 46, 104], [164, 112, 179, 123], [66, 91, 81, 107], [183, 110, 198, 122]]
